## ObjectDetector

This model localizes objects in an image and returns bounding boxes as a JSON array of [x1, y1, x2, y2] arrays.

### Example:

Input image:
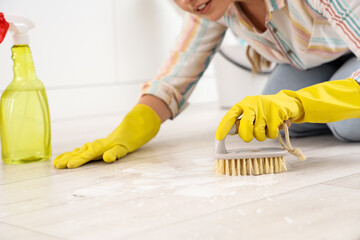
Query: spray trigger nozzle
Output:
[[3, 15, 35, 45]]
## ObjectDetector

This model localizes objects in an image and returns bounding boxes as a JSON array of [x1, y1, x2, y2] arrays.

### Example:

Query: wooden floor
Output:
[[1, 104, 360, 240]]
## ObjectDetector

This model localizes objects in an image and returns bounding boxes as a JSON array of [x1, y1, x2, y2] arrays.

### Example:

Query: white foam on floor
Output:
[[72, 181, 124, 198], [70, 158, 279, 199]]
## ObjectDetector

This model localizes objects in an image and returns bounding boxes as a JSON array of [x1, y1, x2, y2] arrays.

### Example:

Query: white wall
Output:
[[0, 0, 222, 121]]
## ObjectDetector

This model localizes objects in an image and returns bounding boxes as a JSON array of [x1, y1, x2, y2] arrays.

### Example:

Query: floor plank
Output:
[[125, 184, 360, 240], [0, 222, 63, 240], [323, 173, 360, 190], [1, 104, 360, 240]]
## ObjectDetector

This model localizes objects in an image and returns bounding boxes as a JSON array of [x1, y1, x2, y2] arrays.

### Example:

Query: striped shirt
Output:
[[141, 0, 360, 119]]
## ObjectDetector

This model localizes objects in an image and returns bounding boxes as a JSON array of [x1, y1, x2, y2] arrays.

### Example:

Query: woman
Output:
[[54, 0, 360, 169]]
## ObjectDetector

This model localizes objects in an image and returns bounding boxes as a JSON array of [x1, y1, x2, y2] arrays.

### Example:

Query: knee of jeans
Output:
[[328, 120, 360, 142], [287, 128, 304, 138], [284, 123, 330, 138], [280, 124, 312, 138]]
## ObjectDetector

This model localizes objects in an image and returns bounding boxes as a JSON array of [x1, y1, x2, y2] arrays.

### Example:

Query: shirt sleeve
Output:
[[306, 0, 360, 83], [141, 13, 227, 119]]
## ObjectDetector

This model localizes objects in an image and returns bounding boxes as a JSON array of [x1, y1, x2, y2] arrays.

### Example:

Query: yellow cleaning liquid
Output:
[[0, 45, 51, 164]]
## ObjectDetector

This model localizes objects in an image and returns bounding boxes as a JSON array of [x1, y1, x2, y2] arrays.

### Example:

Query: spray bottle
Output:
[[0, 14, 51, 164]]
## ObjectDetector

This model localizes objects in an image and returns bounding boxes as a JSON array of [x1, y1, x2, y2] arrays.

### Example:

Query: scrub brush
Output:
[[214, 119, 306, 176]]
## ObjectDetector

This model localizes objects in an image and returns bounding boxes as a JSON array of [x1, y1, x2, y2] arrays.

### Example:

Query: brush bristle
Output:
[[215, 157, 287, 176]]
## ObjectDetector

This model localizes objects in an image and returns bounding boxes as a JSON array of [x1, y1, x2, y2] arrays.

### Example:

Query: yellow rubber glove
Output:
[[54, 104, 161, 168], [216, 78, 360, 142]]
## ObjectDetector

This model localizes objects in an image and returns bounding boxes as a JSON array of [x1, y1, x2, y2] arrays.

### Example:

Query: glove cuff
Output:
[[108, 104, 162, 152], [293, 78, 360, 123], [130, 104, 162, 132]]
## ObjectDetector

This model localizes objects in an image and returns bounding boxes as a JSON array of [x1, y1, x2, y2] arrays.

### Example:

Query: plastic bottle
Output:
[[0, 15, 51, 164]]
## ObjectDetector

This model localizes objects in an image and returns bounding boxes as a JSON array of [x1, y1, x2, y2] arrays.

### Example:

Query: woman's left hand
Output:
[[216, 91, 303, 142], [216, 79, 360, 142]]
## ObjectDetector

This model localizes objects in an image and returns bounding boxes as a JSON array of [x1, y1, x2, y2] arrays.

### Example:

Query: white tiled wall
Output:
[[0, 0, 220, 121]]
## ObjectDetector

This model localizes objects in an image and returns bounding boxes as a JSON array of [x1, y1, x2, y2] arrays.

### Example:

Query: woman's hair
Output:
[[246, 45, 272, 74], [235, 2, 272, 74]]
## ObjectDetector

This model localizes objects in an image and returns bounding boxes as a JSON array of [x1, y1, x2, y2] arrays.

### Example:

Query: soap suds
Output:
[[284, 216, 294, 224], [71, 158, 278, 199], [72, 181, 124, 198], [236, 209, 247, 216]]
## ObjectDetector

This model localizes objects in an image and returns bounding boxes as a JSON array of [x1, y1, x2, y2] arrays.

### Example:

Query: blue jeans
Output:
[[262, 54, 360, 142]]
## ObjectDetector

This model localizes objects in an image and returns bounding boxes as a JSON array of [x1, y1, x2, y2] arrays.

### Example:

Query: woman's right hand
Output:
[[53, 104, 162, 169]]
